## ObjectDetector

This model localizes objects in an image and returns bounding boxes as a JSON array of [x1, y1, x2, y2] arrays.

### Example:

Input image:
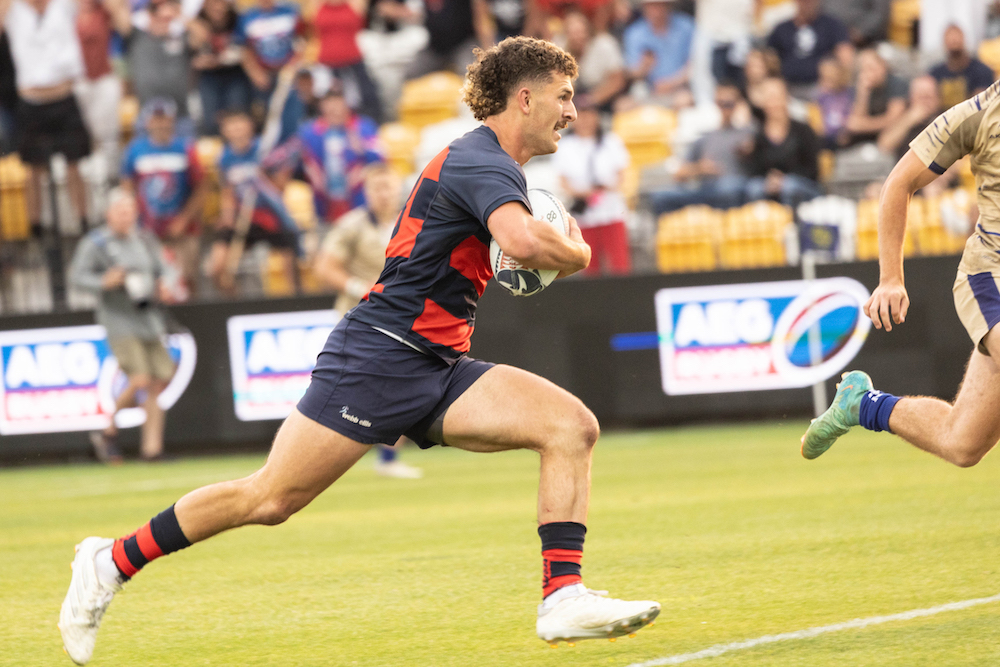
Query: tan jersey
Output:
[[320, 207, 395, 314], [910, 80, 1000, 253]]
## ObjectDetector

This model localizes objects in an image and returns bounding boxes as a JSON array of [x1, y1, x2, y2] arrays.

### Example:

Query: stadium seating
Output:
[[398, 72, 464, 130], [914, 190, 973, 255], [719, 201, 791, 269], [888, 0, 920, 47], [612, 106, 677, 169], [656, 206, 721, 273], [379, 122, 421, 176], [979, 38, 1000, 77], [855, 197, 918, 260], [195, 137, 226, 228], [0, 155, 30, 241]]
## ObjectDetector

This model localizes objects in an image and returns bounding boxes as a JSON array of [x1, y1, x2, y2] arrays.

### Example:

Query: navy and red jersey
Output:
[[347, 125, 529, 363]]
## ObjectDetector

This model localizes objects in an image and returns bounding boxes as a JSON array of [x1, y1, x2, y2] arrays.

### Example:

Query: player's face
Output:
[[527, 74, 577, 157]]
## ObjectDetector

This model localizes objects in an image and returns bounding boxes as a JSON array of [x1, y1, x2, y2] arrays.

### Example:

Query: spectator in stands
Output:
[[269, 85, 383, 223], [743, 77, 823, 210], [76, 0, 122, 177], [742, 47, 782, 108], [190, 0, 252, 136], [359, 0, 426, 116], [120, 99, 205, 298], [535, 0, 609, 36], [557, 9, 626, 112], [234, 0, 306, 112], [623, 0, 694, 104], [405, 0, 493, 79], [766, 0, 853, 97], [313, 164, 423, 479], [2, 0, 93, 234], [821, 0, 890, 47], [276, 67, 319, 144], [842, 48, 907, 146], [111, 0, 198, 138], [487, 0, 530, 40], [552, 104, 631, 276], [930, 24, 996, 110], [814, 56, 853, 148], [649, 82, 751, 215], [315, 0, 383, 123], [206, 110, 299, 293], [877, 75, 944, 160], [695, 0, 754, 89], [70, 187, 175, 463]]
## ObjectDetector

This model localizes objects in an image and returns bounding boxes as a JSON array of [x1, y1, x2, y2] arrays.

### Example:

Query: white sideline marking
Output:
[[627, 593, 1000, 666]]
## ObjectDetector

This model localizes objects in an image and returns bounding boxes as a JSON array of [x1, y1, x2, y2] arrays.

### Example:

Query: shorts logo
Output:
[[340, 406, 372, 428]]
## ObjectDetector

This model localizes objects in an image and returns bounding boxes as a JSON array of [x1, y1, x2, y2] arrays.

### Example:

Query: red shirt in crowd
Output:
[[315, 0, 365, 68], [76, 3, 113, 80]]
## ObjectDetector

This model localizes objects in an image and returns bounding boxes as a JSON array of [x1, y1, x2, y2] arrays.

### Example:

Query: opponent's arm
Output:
[[487, 201, 591, 278], [864, 150, 940, 331]]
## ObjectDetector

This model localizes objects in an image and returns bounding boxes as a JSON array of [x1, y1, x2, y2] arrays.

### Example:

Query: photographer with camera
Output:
[[70, 188, 176, 463]]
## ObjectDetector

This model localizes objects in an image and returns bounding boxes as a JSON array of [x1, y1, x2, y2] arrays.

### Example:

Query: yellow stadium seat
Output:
[[612, 106, 677, 168], [262, 251, 296, 296], [979, 38, 1000, 77], [817, 149, 835, 183], [399, 71, 465, 130], [719, 201, 791, 269], [656, 206, 721, 272], [283, 180, 318, 231], [195, 137, 226, 228], [806, 102, 825, 137], [889, 0, 920, 47], [913, 190, 970, 255], [119, 95, 140, 136], [0, 155, 30, 241], [379, 122, 421, 176]]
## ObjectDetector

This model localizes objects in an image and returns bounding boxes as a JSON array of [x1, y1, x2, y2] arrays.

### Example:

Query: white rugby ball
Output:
[[490, 189, 569, 297]]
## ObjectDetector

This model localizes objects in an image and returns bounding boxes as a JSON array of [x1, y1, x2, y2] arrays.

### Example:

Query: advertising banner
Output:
[[655, 278, 872, 395], [227, 310, 339, 422], [0, 325, 196, 435]]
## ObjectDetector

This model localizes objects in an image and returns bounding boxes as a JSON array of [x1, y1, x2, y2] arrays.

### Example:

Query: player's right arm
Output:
[[487, 201, 591, 278], [864, 150, 940, 331]]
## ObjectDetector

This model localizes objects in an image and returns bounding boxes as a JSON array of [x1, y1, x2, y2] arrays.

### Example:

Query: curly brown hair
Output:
[[463, 37, 578, 121]]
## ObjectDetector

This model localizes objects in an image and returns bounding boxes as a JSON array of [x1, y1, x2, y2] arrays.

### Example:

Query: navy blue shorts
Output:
[[296, 318, 494, 447]]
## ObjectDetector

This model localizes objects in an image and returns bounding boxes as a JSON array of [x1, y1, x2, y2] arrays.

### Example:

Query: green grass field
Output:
[[5, 421, 1000, 666]]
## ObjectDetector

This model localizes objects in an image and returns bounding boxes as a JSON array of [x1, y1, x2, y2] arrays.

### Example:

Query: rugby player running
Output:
[[802, 81, 1000, 467], [59, 37, 660, 665]]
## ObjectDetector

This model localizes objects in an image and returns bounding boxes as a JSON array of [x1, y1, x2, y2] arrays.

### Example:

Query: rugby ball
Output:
[[490, 189, 570, 297]]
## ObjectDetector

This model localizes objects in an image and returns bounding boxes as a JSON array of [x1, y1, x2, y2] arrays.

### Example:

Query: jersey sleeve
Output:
[[909, 95, 987, 174], [442, 157, 529, 230]]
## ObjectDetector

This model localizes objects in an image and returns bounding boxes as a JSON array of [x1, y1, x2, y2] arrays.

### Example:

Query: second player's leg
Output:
[[441, 364, 599, 524], [888, 327, 1000, 467], [174, 410, 371, 543]]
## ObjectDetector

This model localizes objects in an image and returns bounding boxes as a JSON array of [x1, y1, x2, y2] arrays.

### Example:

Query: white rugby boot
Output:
[[59, 537, 122, 664], [536, 583, 661, 645]]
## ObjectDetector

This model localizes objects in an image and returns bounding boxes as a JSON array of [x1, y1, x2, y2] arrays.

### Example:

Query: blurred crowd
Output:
[[0, 0, 999, 312]]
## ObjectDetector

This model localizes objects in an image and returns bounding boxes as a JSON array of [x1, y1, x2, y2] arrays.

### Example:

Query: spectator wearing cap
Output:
[[268, 87, 383, 223], [742, 77, 823, 210], [930, 24, 996, 110], [405, 0, 493, 79], [557, 9, 626, 112], [842, 47, 907, 147], [821, 0, 890, 47], [75, 0, 122, 176], [109, 0, 198, 138], [190, 0, 253, 136], [120, 99, 205, 297], [766, 0, 853, 97], [552, 103, 632, 276], [233, 0, 306, 108], [1, 0, 93, 233], [314, 0, 383, 123], [650, 82, 751, 215], [622, 0, 695, 104]]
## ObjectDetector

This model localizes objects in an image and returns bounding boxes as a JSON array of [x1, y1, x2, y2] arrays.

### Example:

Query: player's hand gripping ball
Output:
[[490, 189, 569, 297]]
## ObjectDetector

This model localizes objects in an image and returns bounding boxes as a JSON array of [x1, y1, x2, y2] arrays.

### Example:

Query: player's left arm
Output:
[[864, 149, 940, 331], [487, 201, 591, 278]]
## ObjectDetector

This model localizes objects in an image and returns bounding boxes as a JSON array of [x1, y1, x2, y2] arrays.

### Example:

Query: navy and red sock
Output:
[[112, 505, 192, 579], [539, 521, 586, 598]]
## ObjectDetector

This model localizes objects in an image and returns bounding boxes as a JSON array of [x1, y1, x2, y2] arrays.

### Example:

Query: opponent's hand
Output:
[[864, 280, 909, 331]]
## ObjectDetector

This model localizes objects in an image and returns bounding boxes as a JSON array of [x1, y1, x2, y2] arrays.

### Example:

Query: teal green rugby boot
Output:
[[800, 370, 873, 460]]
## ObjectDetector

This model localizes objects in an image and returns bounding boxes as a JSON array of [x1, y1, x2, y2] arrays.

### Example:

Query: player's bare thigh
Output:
[[946, 328, 1000, 453], [441, 364, 599, 453]]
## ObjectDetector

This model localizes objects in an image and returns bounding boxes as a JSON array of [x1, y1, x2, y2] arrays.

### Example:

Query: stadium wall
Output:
[[0, 256, 972, 461]]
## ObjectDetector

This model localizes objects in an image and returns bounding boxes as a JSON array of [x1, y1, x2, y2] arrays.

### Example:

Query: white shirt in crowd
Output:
[[551, 131, 630, 228], [4, 0, 85, 92], [574, 33, 625, 93], [695, 0, 755, 44]]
